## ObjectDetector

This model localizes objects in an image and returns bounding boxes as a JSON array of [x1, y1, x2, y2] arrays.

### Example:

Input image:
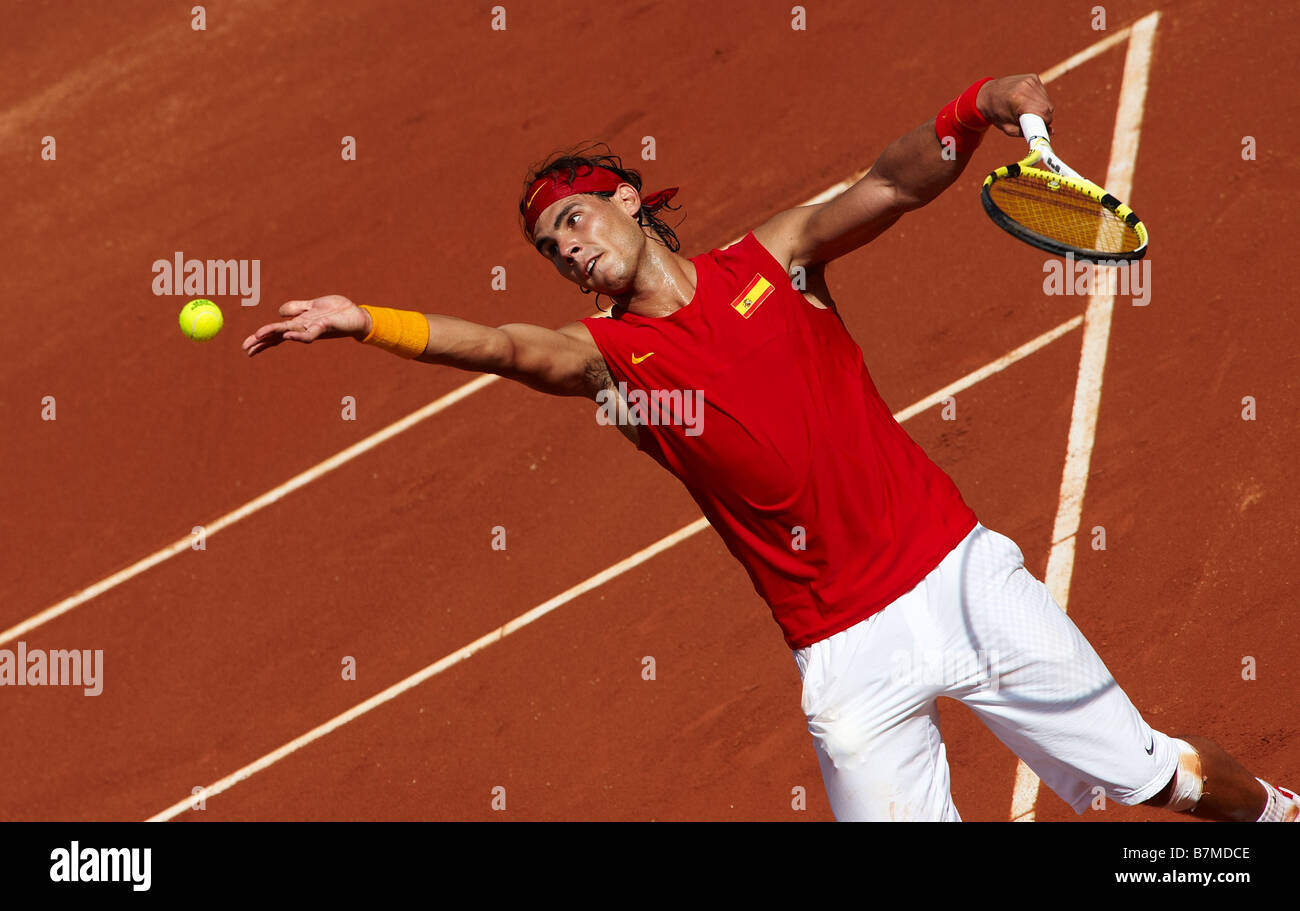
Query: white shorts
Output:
[[793, 523, 1179, 821]]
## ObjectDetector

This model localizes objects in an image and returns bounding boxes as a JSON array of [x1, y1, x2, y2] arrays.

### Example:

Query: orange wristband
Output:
[[357, 305, 430, 359]]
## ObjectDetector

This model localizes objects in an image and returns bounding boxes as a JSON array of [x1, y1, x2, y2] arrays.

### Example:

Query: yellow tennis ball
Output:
[[179, 299, 223, 341]]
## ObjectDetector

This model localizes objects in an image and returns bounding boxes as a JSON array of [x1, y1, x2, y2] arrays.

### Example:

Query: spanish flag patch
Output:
[[729, 274, 773, 319]]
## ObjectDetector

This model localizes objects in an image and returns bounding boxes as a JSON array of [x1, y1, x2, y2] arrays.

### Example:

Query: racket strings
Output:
[[987, 175, 1142, 255]]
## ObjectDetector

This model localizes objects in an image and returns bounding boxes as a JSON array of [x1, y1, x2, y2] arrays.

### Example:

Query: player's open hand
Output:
[[242, 294, 372, 357], [976, 74, 1054, 138]]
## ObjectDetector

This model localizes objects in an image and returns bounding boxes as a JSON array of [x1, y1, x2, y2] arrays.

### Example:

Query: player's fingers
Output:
[[251, 314, 332, 348], [244, 334, 283, 357], [253, 320, 302, 339], [278, 300, 313, 318], [296, 321, 328, 342], [281, 320, 322, 343]]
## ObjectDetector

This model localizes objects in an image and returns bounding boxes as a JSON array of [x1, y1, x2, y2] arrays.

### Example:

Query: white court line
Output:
[[10, 20, 1106, 646], [1009, 10, 1160, 823], [892, 316, 1082, 423], [0, 374, 498, 647], [1039, 25, 1134, 84], [762, 29, 1115, 212], [149, 516, 710, 822], [149, 316, 1082, 821]]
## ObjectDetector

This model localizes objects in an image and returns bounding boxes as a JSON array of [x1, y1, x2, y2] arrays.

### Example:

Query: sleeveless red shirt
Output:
[[581, 232, 977, 649]]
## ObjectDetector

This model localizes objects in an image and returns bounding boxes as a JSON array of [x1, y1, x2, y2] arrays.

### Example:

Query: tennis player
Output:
[[244, 74, 1297, 822]]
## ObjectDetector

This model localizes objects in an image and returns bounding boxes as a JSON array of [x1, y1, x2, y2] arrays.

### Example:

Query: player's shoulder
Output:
[[728, 217, 826, 287], [557, 320, 600, 348], [715, 223, 833, 311], [750, 207, 819, 273]]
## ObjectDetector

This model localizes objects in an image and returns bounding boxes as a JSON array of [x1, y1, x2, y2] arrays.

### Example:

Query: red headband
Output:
[[524, 164, 678, 236]]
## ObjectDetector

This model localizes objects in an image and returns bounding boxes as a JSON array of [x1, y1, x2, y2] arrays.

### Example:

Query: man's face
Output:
[[531, 184, 644, 295]]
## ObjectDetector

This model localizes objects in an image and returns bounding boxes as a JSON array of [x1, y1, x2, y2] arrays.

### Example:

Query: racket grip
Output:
[[1019, 113, 1050, 148]]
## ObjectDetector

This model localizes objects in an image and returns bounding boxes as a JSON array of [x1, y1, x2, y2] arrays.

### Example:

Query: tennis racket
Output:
[[981, 113, 1148, 262]]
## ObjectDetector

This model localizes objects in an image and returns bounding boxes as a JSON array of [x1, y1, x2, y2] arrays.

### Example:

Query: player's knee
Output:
[[1144, 738, 1205, 813]]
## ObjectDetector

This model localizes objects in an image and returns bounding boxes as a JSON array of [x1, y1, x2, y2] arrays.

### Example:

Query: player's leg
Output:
[[794, 584, 962, 821], [941, 524, 1296, 820], [1139, 734, 1299, 822], [929, 523, 1177, 812], [803, 699, 960, 821]]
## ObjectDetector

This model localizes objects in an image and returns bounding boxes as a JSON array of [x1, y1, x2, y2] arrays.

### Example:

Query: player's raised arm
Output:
[[241, 294, 601, 398], [754, 74, 1054, 271]]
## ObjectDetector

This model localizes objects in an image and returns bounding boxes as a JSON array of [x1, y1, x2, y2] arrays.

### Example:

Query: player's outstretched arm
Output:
[[242, 294, 602, 399], [754, 74, 1054, 271]]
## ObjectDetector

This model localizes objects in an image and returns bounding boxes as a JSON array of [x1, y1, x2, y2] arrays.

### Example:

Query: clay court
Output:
[[1, 0, 1296, 823]]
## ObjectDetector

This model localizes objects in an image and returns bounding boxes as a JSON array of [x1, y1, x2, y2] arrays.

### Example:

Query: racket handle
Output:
[[1019, 112, 1050, 148]]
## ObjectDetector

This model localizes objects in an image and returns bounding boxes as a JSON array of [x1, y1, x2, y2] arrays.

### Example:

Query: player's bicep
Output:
[[496, 321, 600, 398], [754, 173, 905, 269]]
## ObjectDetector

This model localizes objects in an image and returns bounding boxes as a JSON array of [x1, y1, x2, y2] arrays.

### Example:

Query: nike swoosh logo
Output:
[[631, 352, 655, 364], [1144, 734, 1155, 755]]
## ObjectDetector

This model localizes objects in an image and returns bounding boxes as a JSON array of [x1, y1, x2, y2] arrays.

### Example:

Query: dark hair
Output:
[[518, 141, 682, 253]]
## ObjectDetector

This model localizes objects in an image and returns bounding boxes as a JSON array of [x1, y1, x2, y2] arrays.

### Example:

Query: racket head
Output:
[[981, 150, 1148, 263]]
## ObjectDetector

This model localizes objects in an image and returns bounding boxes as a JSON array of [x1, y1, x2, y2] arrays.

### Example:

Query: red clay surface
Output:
[[1, 0, 1295, 822]]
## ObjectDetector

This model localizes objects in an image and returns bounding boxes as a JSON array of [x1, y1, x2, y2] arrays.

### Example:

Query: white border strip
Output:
[[148, 516, 710, 822], [0, 374, 499, 647], [1009, 10, 1159, 823], [1039, 25, 1134, 84], [752, 24, 1125, 214], [892, 316, 1082, 424]]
